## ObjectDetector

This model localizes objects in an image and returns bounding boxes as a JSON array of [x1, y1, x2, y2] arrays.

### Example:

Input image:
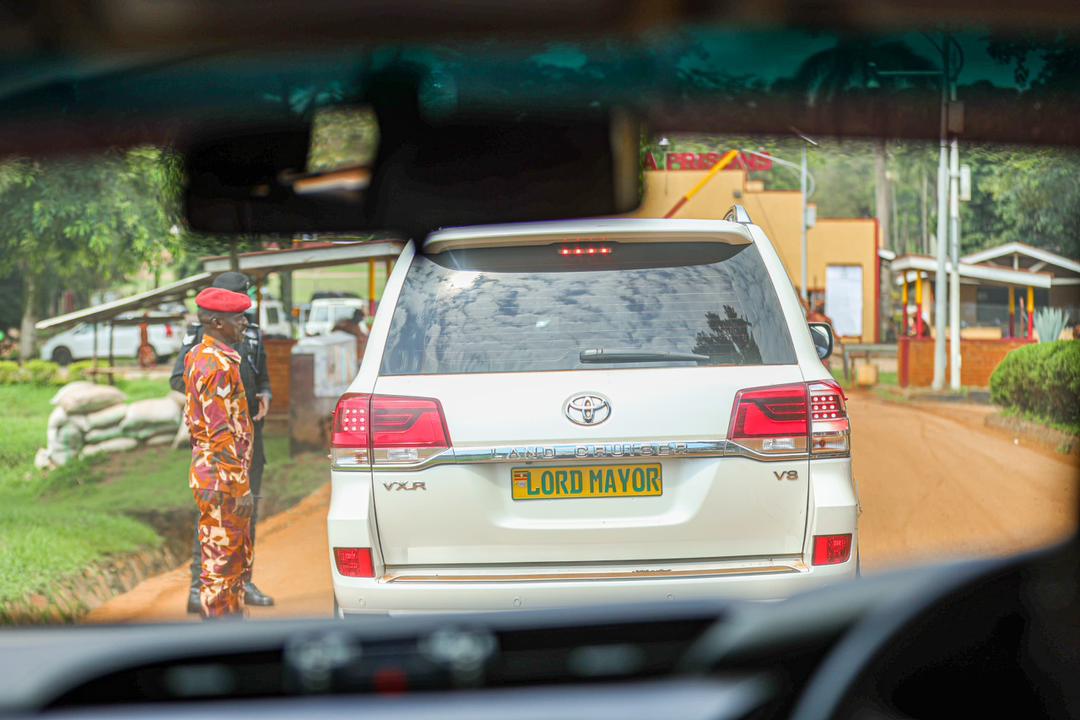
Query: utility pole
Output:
[[948, 136, 962, 390], [921, 172, 929, 255], [932, 33, 952, 391]]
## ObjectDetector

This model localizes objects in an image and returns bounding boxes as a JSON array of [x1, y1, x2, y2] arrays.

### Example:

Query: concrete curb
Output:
[[985, 412, 1079, 457]]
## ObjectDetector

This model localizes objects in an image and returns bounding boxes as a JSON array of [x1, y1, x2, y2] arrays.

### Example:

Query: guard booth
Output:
[[891, 253, 1053, 387], [289, 333, 357, 455]]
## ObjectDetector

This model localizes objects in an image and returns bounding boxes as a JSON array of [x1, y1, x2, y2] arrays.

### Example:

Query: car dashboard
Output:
[[0, 542, 1074, 720]]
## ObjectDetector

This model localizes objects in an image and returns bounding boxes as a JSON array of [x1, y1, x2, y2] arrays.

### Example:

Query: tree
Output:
[[0, 148, 182, 359]]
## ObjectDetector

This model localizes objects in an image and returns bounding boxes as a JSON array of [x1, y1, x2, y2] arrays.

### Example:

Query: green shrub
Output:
[[990, 340, 1080, 425], [67, 361, 99, 383], [0, 361, 22, 385], [21, 359, 61, 386]]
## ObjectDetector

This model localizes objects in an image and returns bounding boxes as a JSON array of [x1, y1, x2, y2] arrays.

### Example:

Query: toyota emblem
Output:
[[565, 394, 611, 426]]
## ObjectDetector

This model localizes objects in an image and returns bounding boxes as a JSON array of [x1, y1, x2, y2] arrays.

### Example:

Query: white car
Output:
[[41, 319, 182, 365], [328, 213, 858, 615], [259, 299, 293, 338], [304, 298, 367, 337]]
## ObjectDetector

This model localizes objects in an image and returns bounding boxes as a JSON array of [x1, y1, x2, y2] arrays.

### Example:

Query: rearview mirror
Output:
[[183, 109, 641, 238], [809, 323, 834, 360]]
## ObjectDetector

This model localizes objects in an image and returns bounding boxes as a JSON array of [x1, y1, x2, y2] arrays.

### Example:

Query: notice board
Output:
[[825, 265, 863, 338]]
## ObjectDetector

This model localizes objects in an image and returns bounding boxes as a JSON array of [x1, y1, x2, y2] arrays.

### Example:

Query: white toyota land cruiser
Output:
[[328, 212, 858, 615]]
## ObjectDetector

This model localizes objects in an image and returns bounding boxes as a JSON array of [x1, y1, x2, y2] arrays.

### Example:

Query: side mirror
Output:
[[809, 322, 834, 360]]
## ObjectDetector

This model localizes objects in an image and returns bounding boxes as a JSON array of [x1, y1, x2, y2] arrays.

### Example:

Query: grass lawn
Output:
[[0, 381, 326, 608]]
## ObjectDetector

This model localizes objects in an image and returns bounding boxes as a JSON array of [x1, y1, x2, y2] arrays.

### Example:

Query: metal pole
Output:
[[932, 33, 950, 391], [107, 321, 115, 386], [368, 258, 377, 318], [948, 137, 962, 390], [92, 321, 99, 382], [800, 142, 809, 304], [921, 172, 929, 254]]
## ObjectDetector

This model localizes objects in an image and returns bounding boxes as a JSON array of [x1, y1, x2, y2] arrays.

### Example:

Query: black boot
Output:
[[187, 587, 201, 615], [245, 582, 275, 606]]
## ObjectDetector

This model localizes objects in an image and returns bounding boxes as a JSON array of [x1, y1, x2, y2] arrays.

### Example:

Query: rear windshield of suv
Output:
[[380, 241, 797, 375]]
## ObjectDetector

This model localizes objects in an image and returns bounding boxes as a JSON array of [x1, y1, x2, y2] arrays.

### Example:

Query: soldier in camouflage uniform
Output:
[[172, 272, 274, 612], [184, 287, 256, 619]]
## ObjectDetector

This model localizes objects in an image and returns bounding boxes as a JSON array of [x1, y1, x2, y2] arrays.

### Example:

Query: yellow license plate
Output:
[[511, 464, 663, 500]]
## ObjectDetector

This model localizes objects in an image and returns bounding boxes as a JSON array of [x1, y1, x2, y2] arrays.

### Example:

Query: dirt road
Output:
[[86, 394, 1077, 623]]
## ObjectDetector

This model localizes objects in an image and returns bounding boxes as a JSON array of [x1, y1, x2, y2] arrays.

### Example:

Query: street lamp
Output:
[[657, 136, 671, 192], [742, 138, 817, 304]]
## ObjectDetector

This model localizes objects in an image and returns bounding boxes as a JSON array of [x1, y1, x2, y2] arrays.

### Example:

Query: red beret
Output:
[[195, 287, 252, 313]]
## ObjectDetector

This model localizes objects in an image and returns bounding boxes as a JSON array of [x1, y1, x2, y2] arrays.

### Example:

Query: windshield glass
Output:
[[0, 27, 1076, 633], [382, 242, 795, 375]]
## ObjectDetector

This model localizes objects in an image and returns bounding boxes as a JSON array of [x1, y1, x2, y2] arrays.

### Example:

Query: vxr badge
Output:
[[565, 393, 611, 426], [384, 481, 427, 491]]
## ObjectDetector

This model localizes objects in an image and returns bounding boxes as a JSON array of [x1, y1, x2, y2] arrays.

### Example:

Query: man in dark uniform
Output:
[[171, 272, 275, 612]]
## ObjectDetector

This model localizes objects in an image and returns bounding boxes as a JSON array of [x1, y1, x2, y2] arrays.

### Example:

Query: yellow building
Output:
[[631, 167, 880, 342]]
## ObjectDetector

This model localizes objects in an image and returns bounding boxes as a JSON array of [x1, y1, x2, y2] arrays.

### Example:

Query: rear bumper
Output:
[[332, 559, 856, 614]]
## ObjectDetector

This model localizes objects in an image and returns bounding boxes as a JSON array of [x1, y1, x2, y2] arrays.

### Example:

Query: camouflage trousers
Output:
[[194, 494, 253, 619]]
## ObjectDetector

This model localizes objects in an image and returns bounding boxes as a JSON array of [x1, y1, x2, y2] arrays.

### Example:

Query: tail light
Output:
[[332, 393, 451, 468], [812, 534, 852, 565], [728, 380, 849, 457], [334, 547, 375, 577], [332, 393, 371, 468], [808, 380, 850, 457], [729, 384, 809, 454]]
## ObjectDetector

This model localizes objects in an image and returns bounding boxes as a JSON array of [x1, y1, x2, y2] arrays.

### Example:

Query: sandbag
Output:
[[84, 426, 124, 444], [50, 381, 94, 406], [34, 448, 53, 471], [47, 406, 68, 430], [145, 432, 176, 447], [49, 448, 77, 466], [55, 383, 127, 415], [85, 403, 127, 430], [168, 391, 187, 409], [66, 414, 91, 434], [55, 423, 84, 452], [80, 437, 139, 458], [120, 398, 181, 432], [126, 422, 180, 441], [171, 421, 191, 449]]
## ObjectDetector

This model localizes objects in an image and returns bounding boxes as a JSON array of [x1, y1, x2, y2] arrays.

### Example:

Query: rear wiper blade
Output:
[[579, 348, 711, 364]]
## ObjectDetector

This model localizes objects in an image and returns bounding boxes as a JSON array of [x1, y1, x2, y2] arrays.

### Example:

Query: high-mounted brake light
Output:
[[728, 380, 849, 457], [332, 394, 452, 468], [559, 246, 612, 256]]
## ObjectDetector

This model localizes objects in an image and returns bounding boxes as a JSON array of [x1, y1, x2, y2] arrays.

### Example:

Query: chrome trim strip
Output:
[[331, 438, 830, 471], [384, 563, 805, 584]]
